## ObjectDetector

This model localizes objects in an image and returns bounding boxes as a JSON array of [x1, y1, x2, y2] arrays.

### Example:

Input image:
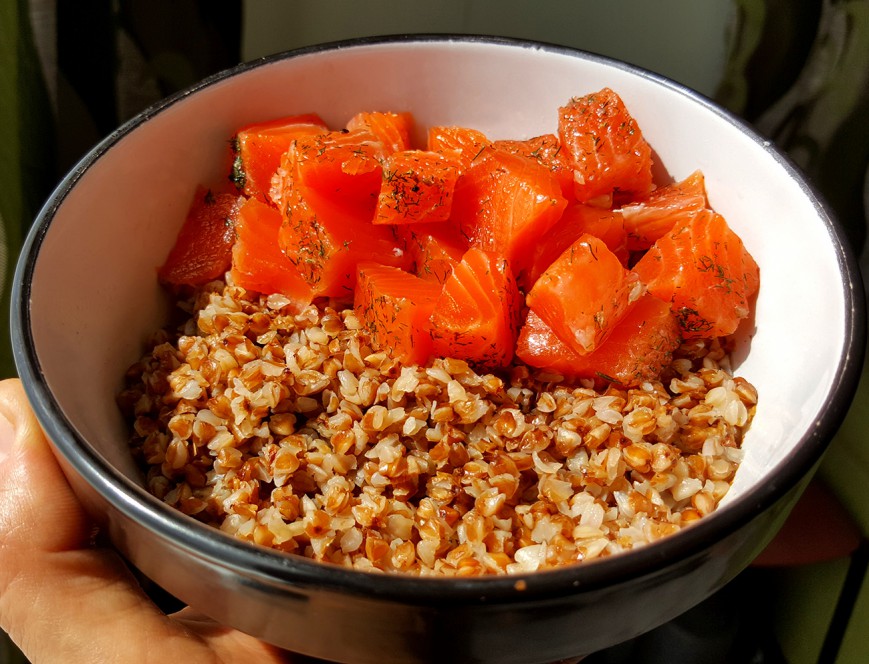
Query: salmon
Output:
[[159, 187, 242, 287], [620, 170, 708, 251], [275, 131, 409, 298], [558, 88, 654, 207], [288, 128, 385, 215], [517, 294, 681, 387], [346, 111, 414, 154], [397, 222, 468, 284], [493, 133, 574, 201], [230, 197, 315, 311], [427, 125, 491, 170], [526, 234, 643, 355], [430, 248, 523, 370], [521, 202, 628, 290], [451, 148, 567, 275], [231, 113, 328, 201], [633, 209, 759, 338], [162, 93, 760, 389], [374, 150, 460, 225], [354, 264, 441, 364]]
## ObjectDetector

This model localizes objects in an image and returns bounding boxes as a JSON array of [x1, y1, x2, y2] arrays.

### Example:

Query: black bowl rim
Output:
[[12, 33, 867, 605]]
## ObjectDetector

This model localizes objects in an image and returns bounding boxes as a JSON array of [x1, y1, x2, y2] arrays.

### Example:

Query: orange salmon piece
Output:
[[430, 248, 523, 370], [278, 179, 409, 299], [427, 125, 491, 171], [558, 88, 653, 207], [230, 198, 315, 311], [291, 128, 385, 217], [397, 222, 468, 284], [354, 264, 441, 365], [275, 134, 409, 298], [516, 294, 681, 387], [521, 202, 628, 290], [451, 148, 567, 274], [526, 234, 643, 355], [375, 150, 460, 225], [347, 111, 414, 154], [620, 170, 708, 251], [232, 113, 328, 201], [493, 133, 574, 200], [633, 209, 760, 338], [159, 187, 242, 287]]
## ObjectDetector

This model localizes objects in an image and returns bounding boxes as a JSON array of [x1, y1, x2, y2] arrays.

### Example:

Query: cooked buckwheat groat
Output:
[[119, 278, 755, 576]]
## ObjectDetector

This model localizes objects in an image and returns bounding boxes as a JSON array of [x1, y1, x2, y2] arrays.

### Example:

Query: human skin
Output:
[[0, 378, 302, 664]]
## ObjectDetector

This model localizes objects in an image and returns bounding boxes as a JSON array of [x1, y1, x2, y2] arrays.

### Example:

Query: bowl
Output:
[[12, 36, 866, 663]]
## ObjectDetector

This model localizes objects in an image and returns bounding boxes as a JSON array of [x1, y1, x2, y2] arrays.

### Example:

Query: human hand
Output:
[[0, 378, 300, 663]]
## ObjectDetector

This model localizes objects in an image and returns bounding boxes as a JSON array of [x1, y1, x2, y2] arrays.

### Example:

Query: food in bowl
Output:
[[118, 87, 759, 576], [16, 36, 863, 662]]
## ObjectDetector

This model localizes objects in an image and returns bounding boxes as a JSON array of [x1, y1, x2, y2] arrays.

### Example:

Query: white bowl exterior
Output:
[[28, 40, 848, 520]]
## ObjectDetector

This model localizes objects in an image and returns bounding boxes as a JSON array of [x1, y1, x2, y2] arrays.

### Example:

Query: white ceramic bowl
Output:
[[12, 36, 865, 663]]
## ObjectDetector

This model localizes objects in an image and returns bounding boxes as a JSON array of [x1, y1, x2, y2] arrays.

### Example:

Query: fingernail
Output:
[[0, 412, 13, 466]]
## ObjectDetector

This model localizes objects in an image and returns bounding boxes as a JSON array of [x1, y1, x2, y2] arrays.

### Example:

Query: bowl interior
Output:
[[18, 38, 855, 541]]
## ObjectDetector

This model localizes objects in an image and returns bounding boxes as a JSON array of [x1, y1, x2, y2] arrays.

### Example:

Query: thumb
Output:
[[0, 379, 211, 662], [0, 379, 93, 553]]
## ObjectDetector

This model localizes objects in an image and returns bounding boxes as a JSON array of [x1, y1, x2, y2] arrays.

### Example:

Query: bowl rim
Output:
[[12, 33, 867, 604]]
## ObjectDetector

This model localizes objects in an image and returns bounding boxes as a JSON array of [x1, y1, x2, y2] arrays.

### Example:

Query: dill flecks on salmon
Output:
[[157, 87, 759, 384]]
